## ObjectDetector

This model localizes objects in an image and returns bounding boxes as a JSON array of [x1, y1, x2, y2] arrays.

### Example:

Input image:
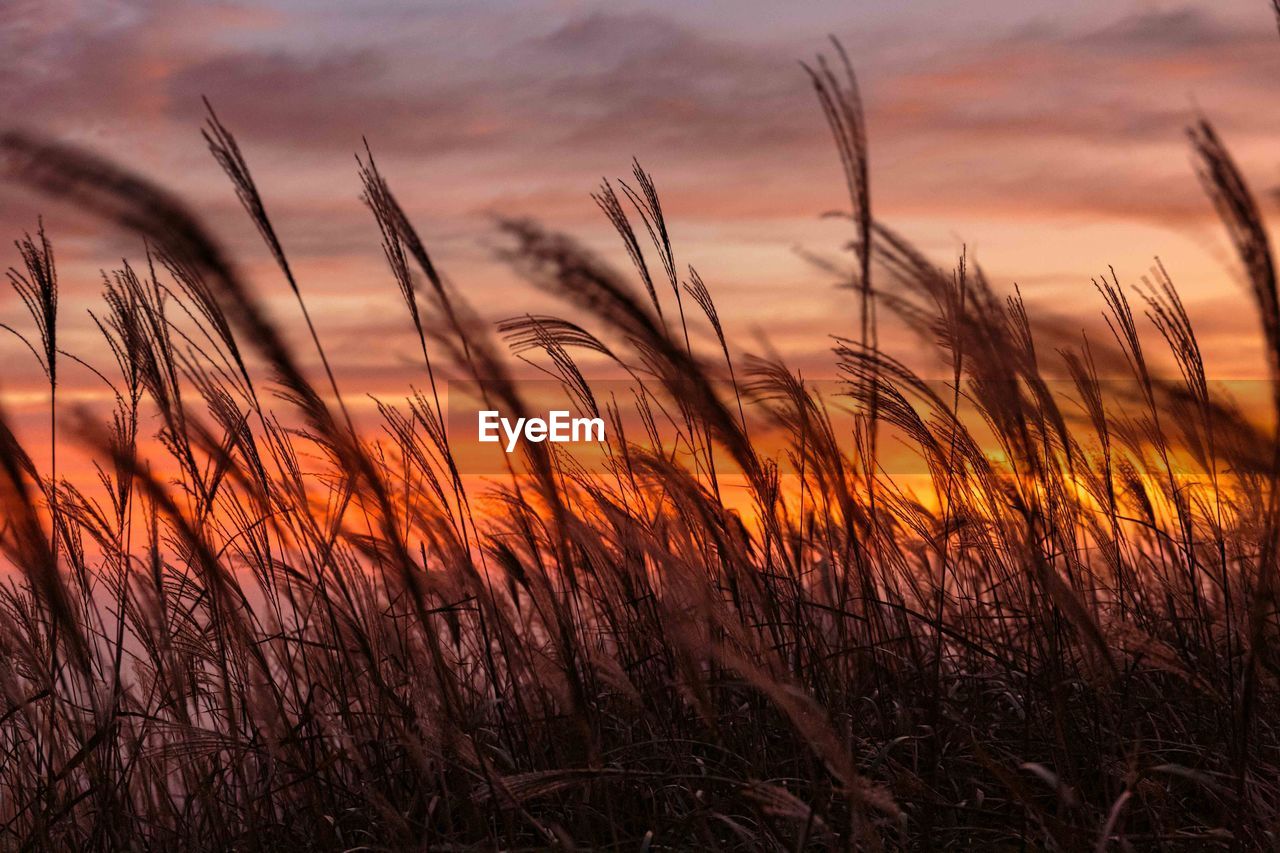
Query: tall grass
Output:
[[0, 40, 1277, 851]]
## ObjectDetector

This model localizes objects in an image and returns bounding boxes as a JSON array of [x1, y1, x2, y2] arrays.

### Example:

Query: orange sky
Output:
[[3, 0, 1280, 486]]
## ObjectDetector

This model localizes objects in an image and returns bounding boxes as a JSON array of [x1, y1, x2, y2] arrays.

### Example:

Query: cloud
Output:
[[1084, 8, 1239, 52], [16, 3, 1271, 234]]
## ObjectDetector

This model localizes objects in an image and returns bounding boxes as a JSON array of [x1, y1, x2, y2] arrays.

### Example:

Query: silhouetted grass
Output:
[[0, 38, 1277, 852]]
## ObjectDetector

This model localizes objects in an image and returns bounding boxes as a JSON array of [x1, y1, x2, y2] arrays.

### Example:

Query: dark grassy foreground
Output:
[[0, 45, 1279, 852]]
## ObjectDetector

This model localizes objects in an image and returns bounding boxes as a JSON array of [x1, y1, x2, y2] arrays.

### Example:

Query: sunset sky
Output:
[[3, 0, 1280, 434]]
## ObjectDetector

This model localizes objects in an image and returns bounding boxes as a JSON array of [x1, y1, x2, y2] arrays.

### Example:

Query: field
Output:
[[0, 39, 1278, 852]]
